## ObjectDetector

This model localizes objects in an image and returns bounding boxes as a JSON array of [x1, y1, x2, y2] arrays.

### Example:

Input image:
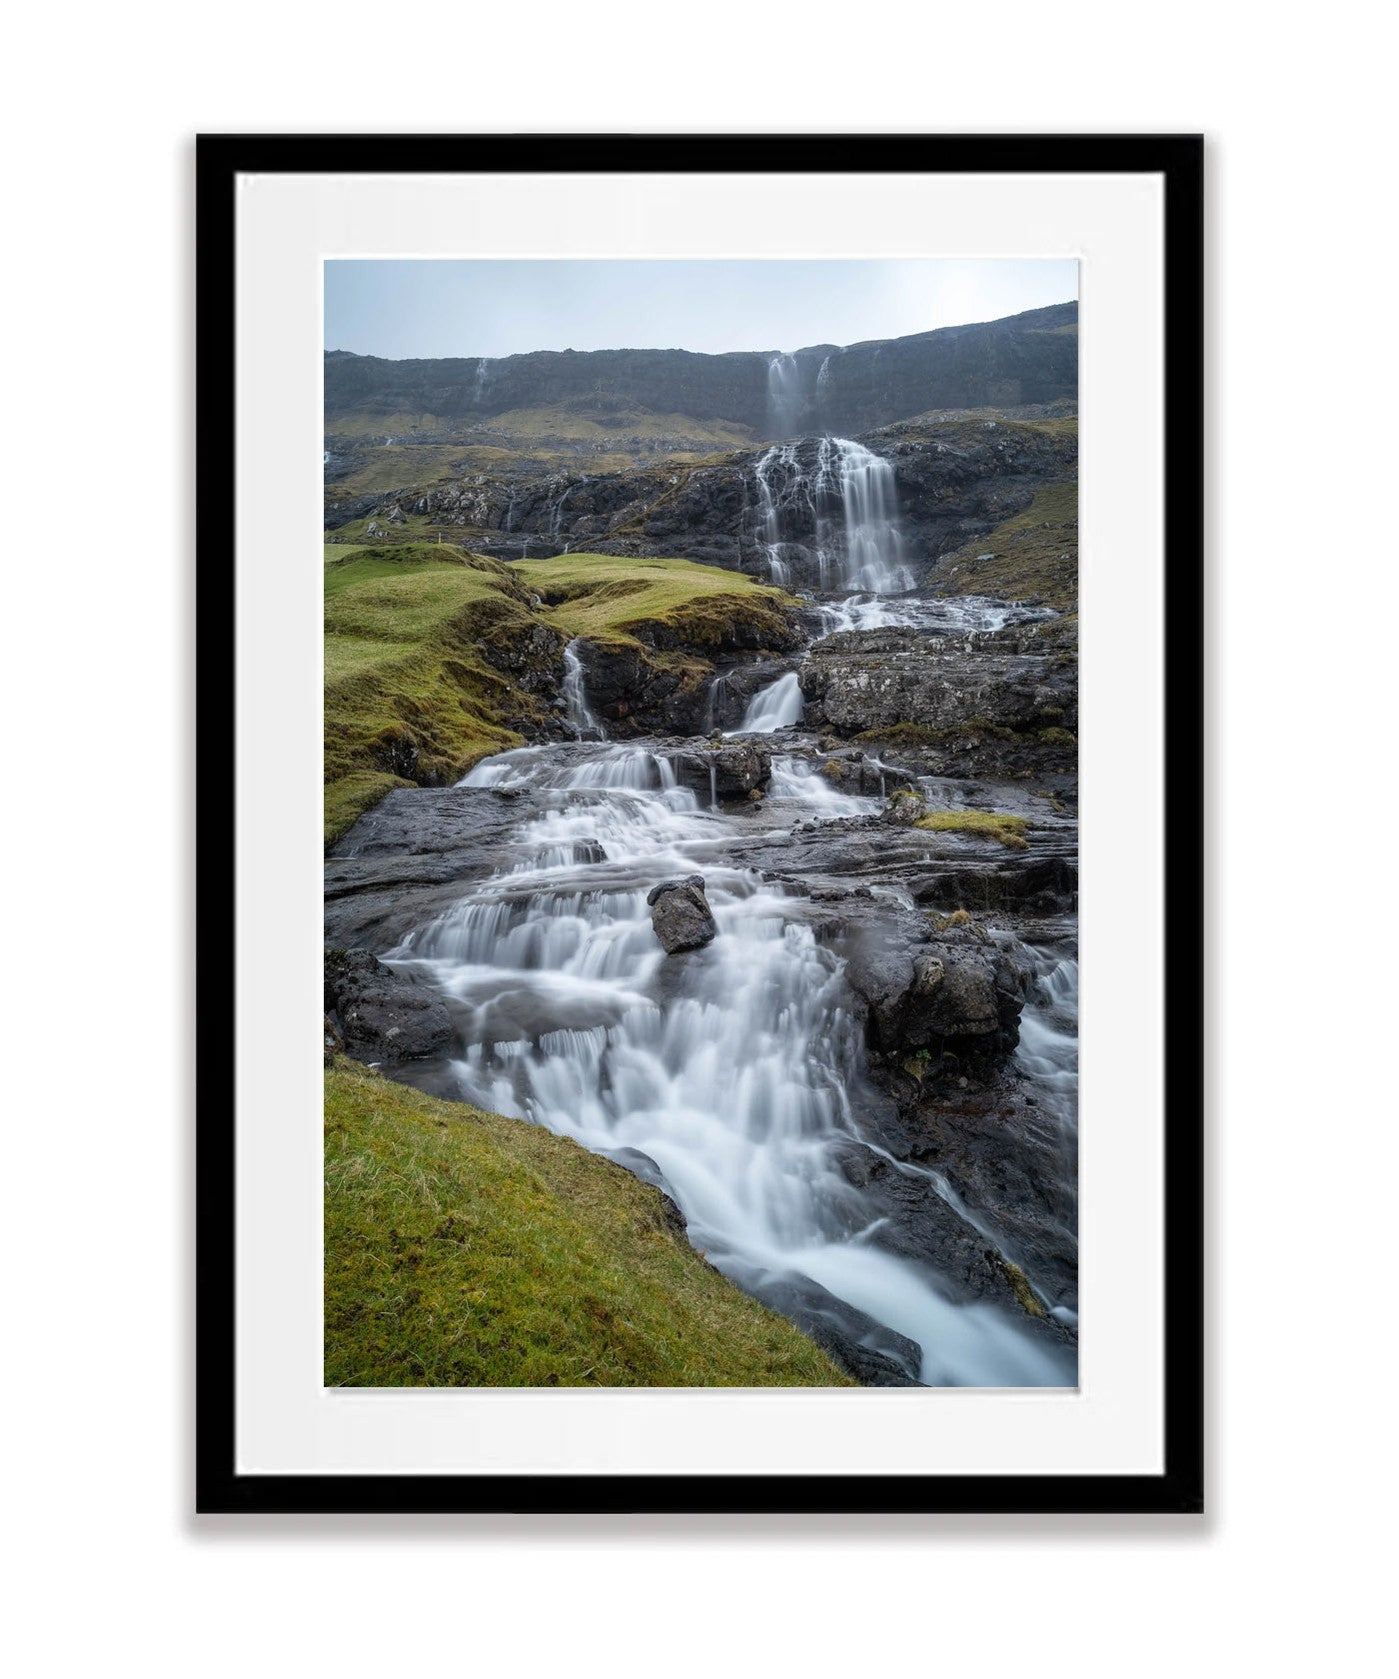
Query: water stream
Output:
[[366, 439, 1076, 1385], [391, 736, 1071, 1386]]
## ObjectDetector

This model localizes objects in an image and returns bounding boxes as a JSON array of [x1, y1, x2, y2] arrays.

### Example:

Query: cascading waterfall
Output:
[[551, 483, 574, 542], [747, 436, 915, 594], [561, 644, 604, 740], [830, 437, 913, 593], [751, 442, 799, 585], [735, 670, 804, 733], [392, 741, 1071, 1386]]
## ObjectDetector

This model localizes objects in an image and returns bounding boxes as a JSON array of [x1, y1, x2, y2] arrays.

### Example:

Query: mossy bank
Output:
[[324, 1062, 852, 1388]]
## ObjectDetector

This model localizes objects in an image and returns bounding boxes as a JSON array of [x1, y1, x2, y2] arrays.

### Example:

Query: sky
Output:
[[324, 259, 1078, 360]]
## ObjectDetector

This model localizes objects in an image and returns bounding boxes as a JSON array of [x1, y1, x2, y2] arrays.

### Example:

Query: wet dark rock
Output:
[[647, 875, 718, 954], [324, 946, 453, 1063], [757, 1276, 925, 1387], [859, 1086, 1080, 1320], [838, 917, 1026, 1069], [672, 740, 772, 800]]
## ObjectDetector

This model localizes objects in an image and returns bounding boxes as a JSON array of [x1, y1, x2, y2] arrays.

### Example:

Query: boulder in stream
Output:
[[646, 874, 718, 954]]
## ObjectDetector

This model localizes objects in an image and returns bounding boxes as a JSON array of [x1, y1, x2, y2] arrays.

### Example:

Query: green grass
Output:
[[914, 810, 1031, 849], [323, 545, 545, 843], [324, 1062, 852, 1387], [324, 444, 478, 500], [514, 552, 797, 650], [324, 512, 445, 546], [933, 477, 1079, 612], [485, 405, 759, 450]]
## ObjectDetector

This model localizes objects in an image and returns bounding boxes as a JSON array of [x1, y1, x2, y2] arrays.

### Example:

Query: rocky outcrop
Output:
[[839, 916, 1027, 1073], [799, 624, 1077, 741], [324, 947, 453, 1063], [571, 614, 802, 740], [647, 876, 718, 954], [324, 304, 1078, 441], [332, 414, 1078, 602], [672, 740, 773, 800]]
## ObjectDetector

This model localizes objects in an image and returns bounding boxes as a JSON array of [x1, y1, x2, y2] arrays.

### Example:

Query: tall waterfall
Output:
[[767, 353, 804, 437], [748, 436, 914, 594], [834, 437, 910, 593]]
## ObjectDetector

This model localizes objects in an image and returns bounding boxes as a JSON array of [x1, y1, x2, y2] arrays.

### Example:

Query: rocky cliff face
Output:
[[333, 413, 1078, 597], [326, 302, 1078, 440]]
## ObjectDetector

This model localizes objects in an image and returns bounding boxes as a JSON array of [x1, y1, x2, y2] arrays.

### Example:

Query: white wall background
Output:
[[4, 4, 1392, 1674]]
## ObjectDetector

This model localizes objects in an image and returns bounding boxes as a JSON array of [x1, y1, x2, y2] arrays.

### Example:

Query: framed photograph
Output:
[[197, 133, 1203, 1514]]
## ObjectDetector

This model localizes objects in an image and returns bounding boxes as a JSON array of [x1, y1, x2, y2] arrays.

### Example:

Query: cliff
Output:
[[325, 301, 1078, 442]]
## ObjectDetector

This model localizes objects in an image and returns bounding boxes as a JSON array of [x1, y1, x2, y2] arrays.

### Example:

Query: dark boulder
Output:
[[647, 875, 718, 954], [324, 946, 453, 1063], [673, 740, 773, 801], [840, 920, 1026, 1070]]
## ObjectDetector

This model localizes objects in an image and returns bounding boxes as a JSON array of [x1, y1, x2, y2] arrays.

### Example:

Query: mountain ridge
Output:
[[325, 301, 1078, 441]]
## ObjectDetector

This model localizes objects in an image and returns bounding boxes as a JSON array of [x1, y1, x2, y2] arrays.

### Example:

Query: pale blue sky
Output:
[[325, 259, 1078, 360]]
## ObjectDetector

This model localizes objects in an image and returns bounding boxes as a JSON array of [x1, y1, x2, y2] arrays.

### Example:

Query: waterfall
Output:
[[829, 438, 913, 593], [735, 671, 804, 733], [561, 644, 604, 740], [751, 443, 799, 584], [405, 741, 1072, 1386], [551, 483, 574, 542], [767, 353, 804, 437], [703, 673, 732, 733], [747, 437, 914, 594]]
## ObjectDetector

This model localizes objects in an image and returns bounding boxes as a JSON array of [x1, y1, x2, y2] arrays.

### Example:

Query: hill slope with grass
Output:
[[323, 542, 801, 842], [325, 1062, 852, 1387], [323, 544, 560, 842]]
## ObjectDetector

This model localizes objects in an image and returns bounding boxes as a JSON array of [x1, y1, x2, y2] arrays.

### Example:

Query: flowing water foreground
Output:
[[327, 437, 1079, 1386]]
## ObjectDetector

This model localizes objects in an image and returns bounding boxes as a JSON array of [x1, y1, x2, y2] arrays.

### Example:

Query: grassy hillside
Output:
[[932, 479, 1079, 612], [516, 551, 797, 650], [325, 1062, 851, 1387], [323, 545, 548, 843], [325, 545, 801, 844]]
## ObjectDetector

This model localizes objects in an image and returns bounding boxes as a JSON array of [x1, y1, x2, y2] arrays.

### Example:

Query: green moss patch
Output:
[[914, 810, 1031, 849], [324, 1063, 851, 1388]]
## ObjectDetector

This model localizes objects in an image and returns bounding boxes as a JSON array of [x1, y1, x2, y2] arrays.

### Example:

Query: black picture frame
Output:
[[196, 133, 1203, 1516]]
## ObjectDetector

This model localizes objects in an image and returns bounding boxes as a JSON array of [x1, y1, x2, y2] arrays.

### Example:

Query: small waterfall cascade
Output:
[[746, 436, 915, 593], [735, 671, 804, 733], [703, 672, 733, 733], [403, 740, 1072, 1386], [551, 482, 574, 542], [561, 643, 604, 740]]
